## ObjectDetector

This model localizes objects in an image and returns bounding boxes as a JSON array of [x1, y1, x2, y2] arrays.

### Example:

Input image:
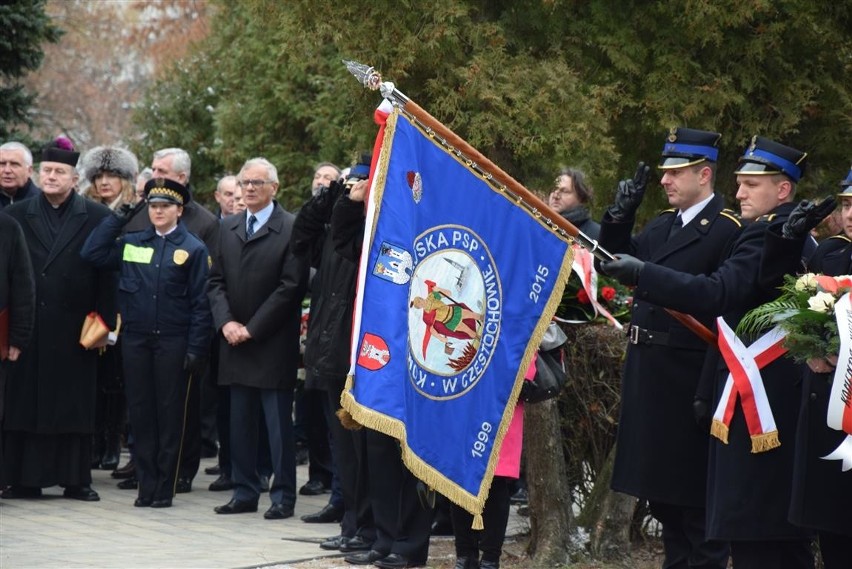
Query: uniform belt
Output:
[[628, 325, 669, 346]]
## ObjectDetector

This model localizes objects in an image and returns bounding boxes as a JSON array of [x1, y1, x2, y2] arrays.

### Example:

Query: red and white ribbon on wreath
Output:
[[823, 292, 852, 472], [712, 317, 788, 453], [565, 245, 623, 330]]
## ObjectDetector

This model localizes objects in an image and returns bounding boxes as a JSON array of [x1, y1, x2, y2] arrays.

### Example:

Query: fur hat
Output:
[[81, 146, 139, 184]]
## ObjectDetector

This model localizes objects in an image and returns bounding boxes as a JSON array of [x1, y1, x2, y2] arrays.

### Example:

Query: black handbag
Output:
[[520, 322, 568, 404]]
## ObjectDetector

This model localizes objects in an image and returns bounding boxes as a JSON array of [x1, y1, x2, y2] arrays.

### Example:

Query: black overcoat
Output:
[[3, 193, 117, 434], [637, 202, 811, 540], [208, 204, 308, 391], [600, 194, 741, 508], [781, 234, 852, 536]]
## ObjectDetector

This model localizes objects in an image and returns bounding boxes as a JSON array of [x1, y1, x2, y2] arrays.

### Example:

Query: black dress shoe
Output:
[[374, 553, 426, 569], [339, 535, 373, 553], [111, 460, 135, 479], [134, 497, 153, 507], [299, 479, 329, 496], [204, 464, 221, 475], [150, 498, 172, 508], [343, 549, 387, 565], [263, 502, 294, 520], [63, 486, 100, 502], [478, 560, 499, 569], [1, 486, 42, 499], [117, 478, 138, 490], [320, 535, 349, 551], [301, 503, 344, 523], [175, 478, 192, 494], [214, 499, 258, 514], [100, 453, 120, 471], [208, 474, 234, 492], [454, 557, 480, 569]]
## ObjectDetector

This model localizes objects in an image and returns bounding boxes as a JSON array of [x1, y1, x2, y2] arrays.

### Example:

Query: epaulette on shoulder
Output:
[[827, 234, 852, 243], [756, 213, 778, 223], [657, 208, 676, 217], [718, 208, 742, 227]]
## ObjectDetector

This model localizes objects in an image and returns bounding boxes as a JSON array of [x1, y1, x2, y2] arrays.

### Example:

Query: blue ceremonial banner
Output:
[[343, 108, 573, 523]]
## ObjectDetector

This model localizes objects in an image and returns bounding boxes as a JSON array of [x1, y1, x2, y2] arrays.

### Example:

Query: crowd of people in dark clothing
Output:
[[1, 130, 850, 569]]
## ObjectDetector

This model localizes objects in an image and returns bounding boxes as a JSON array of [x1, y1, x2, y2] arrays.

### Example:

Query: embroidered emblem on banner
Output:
[[406, 170, 423, 203], [407, 225, 501, 400], [358, 333, 390, 371], [373, 242, 413, 284]]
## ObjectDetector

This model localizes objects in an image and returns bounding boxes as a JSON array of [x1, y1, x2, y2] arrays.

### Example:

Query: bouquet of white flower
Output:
[[737, 273, 852, 362]]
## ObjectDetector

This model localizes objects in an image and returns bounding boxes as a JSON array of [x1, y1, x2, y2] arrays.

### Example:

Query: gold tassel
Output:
[[336, 408, 362, 431], [751, 430, 780, 453], [710, 419, 729, 444], [472, 513, 484, 530]]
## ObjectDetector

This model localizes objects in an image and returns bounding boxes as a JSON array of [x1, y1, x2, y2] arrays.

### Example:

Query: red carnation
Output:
[[577, 289, 590, 304], [601, 286, 616, 301]]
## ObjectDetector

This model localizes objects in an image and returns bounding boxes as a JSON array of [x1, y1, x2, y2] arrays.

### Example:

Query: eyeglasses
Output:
[[237, 179, 272, 189]]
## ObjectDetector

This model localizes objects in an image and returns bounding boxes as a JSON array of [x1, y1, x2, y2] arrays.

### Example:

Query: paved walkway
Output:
[[0, 454, 526, 569]]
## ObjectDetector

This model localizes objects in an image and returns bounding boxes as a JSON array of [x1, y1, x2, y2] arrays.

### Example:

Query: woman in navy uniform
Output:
[[81, 178, 212, 508]]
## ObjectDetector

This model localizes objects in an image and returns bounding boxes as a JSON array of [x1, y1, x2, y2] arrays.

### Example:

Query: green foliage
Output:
[[0, 0, 62, 140], [131, 0, 852, 217]]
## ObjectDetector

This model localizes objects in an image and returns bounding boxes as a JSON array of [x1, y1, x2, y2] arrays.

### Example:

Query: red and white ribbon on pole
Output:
[[712, 317, 788, 453], [564, 245, 622, 330], [823, 292, 852, 472]]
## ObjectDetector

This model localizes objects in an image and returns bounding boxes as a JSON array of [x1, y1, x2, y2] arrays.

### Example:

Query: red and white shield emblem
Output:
[[358, 333, 391, 371]]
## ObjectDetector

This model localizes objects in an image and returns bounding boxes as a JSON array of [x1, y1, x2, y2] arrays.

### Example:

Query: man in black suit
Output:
[[208, 157, 308, 520], [0, 141, 40, 209], [598, 127, 741, 569]]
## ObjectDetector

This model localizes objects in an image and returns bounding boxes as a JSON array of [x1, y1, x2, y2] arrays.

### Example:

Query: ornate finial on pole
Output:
[[342, 59, 409, 105]]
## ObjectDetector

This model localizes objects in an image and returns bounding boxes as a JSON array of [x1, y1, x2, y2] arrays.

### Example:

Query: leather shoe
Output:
[[299, 479, 330, 495], [320, 535, 349, 551], [204, 464, 221, 475], [175, 478, 192, 494], [63, 486, 100, 501], [374, 553, 426, 569], [339, 535, 373, 553], [111, 460, 135, 479], [1, 486, 42, 499], [454, 557, 480, 569], [263, 502, 294, 520], [208, 474, 234, 492], [150, 498, 172, 508], [301, 503, 344, 523], [214, 499, 258, 514], [134, 497, 152, 507], [117, 478, 138, 490], [343, 549, 387, 565]]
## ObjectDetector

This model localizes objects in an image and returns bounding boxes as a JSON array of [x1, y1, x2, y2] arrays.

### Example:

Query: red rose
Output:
[[601, 286, 616, 301], [577, 289, 590, 304]]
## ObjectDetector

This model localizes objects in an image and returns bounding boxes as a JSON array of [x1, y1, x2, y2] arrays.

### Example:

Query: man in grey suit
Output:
[[208, 157, 308, 519]]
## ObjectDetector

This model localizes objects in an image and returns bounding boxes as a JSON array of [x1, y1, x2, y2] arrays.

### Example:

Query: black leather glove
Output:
[[599, 254, 645, 286], [183, 353, 208, 378], [781, 197, 837, 239], [115, 200, 145, 225], [607, 162, 650, 222], [693, 398, 711, 432]]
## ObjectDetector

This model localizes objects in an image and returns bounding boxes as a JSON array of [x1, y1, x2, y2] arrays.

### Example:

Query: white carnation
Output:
[[795, 273, 818, 291], [807, 291, 836, 313]]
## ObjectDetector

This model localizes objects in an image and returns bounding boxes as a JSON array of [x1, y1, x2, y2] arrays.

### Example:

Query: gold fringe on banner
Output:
[[342, 107, 576, 525]]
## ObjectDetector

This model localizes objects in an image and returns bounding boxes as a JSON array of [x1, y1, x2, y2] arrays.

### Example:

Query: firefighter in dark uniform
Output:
[[602, 137, 826, 569], [81, 178, 212, 508], [758, 166, 852, 569], [598, 127, 741, 569]]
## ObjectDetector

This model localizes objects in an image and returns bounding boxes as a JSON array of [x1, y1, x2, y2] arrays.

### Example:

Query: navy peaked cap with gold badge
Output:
[[144, 177, 191, 205], [836, 165, 852, 197], [658, 127, 722, 169], [734, 136, 807, 183]]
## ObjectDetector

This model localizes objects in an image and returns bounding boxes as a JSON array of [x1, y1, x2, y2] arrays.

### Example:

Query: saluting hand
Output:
[[607, 161, 650, 222], [781, 197, 838, 240]]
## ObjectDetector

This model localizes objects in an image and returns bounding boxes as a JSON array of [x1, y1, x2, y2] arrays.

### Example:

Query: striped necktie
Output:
[[247, 214, 257, 238]]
